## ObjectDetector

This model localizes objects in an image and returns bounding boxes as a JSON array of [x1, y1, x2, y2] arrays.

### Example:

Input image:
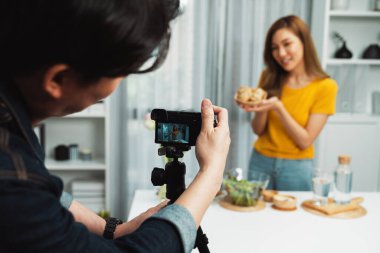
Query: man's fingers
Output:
[[212, 105, 229, 129], [145, 200, 169, 216], [200, 99, 215, 132], [158, 199, 169, 207], [153, 200, 169, 211]]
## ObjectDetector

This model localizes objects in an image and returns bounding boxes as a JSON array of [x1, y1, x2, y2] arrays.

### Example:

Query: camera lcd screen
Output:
[[156, 123, 190, 144]]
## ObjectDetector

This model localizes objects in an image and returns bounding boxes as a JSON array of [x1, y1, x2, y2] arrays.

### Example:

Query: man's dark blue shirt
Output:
[[0, 79, 186, 253]]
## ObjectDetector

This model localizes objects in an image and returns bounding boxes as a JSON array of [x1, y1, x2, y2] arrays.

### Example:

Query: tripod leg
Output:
[[194, 226, 210, 253]]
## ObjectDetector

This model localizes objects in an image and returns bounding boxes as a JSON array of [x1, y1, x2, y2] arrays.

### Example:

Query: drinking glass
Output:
[[312, 170, 332, 206]]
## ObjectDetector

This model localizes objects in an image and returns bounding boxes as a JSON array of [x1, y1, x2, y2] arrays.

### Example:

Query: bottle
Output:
[[334, 155, 353, 204], [68, 143, 79, 160], [375, 0, 380, 11]]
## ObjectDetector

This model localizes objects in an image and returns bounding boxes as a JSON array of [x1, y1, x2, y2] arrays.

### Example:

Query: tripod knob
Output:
[[151, 167, 166, 186]]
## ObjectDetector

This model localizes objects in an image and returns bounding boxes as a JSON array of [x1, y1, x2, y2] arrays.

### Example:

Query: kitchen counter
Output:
[[128, 190, 380, 253]]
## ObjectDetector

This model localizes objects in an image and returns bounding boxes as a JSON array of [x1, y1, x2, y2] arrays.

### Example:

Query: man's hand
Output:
[[195, 99, 230, 182], [115, 200, 169, 238], [70, 199, 169, 238], [175, 99, 230, 227]]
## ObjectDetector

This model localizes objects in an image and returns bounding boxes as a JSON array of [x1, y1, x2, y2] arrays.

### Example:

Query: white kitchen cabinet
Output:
[[41, 100, 111, 212], [311, 0, 380, 191], [317, 115, 380, 191]]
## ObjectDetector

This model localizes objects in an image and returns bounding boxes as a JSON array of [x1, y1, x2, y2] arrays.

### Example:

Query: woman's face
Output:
[[271, 28, 305, 73]]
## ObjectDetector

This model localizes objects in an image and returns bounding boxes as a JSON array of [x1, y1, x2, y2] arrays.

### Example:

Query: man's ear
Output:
[[42, 64, 71, 99]]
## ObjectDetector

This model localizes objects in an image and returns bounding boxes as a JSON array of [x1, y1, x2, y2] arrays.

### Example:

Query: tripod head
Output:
[[157, 145, 190, 159], [151, 145, 190, 202]]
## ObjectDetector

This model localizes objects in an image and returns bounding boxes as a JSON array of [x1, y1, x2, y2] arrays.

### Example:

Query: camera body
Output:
[[151, 109, 202, 147]]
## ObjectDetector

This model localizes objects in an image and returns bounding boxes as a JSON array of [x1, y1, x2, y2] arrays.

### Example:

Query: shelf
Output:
[[46, 158, 106, 171], [63, 102, 106, 118], [64, 112, 105, 118], [326, 59, 380, 65], [330, 10, 380, 17], [329, 113, 380, 123]]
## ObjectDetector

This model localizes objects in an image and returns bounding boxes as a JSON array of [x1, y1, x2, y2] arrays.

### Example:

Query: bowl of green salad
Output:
[[223, 171, 269, 207]]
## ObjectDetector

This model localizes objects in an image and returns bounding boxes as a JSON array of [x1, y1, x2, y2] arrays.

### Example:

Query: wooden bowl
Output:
[[273, 194, 297, 211], [262, 190, 278, 202]]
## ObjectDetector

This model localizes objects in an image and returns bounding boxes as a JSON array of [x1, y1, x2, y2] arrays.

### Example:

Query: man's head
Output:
[[0, 0, 180, 121], [0, 0, 180, 81]]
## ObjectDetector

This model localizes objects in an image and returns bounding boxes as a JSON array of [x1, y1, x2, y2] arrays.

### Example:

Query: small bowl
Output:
[[273, 194, 297, 210], [262, 190, 278, 202]]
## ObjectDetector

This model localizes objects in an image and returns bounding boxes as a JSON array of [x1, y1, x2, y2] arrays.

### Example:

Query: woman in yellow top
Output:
[[239, 15, 338, 191]]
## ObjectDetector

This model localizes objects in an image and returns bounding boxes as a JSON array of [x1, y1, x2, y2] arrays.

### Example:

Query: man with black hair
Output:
[[0, 0, 230, 252]]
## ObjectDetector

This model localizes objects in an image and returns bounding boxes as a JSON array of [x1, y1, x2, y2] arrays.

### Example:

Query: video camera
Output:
[[151, 109, 203, 147], [150, 108, 212, 252]]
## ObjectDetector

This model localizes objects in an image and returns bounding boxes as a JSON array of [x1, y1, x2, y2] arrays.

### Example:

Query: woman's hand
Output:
[[115, 200, 169, 238], [195, 99, 230, 182], [239, 97, 283, 113]]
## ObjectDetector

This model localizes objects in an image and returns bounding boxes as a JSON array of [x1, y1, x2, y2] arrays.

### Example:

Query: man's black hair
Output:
[[0, 0, 180, 82]]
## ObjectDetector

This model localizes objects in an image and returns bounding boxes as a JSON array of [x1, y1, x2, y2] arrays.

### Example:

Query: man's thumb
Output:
[[201, 99, 214, 132]]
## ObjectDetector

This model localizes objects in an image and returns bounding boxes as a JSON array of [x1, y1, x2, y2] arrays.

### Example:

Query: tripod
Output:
[[151, 146, 210, 253]]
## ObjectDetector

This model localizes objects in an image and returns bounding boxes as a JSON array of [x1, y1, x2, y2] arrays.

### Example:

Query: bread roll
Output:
[[234, 86, 267, 106]]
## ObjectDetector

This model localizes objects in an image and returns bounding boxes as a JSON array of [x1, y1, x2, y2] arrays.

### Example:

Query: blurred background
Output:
[[44, 0, 380, 220]]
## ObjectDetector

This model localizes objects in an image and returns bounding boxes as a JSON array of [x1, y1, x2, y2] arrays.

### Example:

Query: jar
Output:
[[375, 0, 380, 11], [330, 0, 350, 10], [334, 155, 353, 204], [69, 144, 79, 160], [80, 148, 93, 161]]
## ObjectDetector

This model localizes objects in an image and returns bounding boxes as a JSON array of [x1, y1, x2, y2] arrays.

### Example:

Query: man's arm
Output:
[[1, 182, 184, 253], [68, 200, 106, 235], [175, 99, 230, 227], [68, 198, 170, 238]]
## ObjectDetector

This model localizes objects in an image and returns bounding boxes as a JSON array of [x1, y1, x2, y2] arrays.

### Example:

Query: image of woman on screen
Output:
[[170, 124, 188, 143]]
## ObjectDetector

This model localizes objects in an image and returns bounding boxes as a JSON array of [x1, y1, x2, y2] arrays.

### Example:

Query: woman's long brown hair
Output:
[[259, 15, 328, 97]]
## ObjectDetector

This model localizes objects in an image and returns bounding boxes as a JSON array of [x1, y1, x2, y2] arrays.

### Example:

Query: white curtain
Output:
[[327, 65, 370, 113], [109, 0, 313, 219], [199, 0, 312, 179], [109, 1, 200, 219]]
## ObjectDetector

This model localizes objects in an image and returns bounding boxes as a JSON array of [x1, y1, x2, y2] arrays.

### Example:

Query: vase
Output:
[[362, 44, 380, 59], [334, 42, 353, 59], [331, 0, 350, 10]]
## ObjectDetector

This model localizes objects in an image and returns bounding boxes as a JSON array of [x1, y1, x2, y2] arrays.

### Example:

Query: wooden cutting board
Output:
[[301, 197, 367, 219], [219, 196, 266, 212]]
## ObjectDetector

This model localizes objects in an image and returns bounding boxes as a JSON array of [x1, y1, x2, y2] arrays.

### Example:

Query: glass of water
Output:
[[312, 170, 332, 206]]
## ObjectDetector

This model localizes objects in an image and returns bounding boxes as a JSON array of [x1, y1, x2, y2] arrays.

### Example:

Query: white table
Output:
[[128, 190, 380, 253]]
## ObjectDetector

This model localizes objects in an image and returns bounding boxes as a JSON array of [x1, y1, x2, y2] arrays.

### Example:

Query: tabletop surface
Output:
[[128, 190, 380, 253]]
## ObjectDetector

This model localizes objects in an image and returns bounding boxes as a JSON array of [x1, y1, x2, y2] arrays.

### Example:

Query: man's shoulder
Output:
[[0, 127, 45, 171]]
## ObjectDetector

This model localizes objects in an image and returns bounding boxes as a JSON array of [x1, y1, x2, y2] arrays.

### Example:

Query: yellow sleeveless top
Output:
[[254, 78, 338, 159]]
